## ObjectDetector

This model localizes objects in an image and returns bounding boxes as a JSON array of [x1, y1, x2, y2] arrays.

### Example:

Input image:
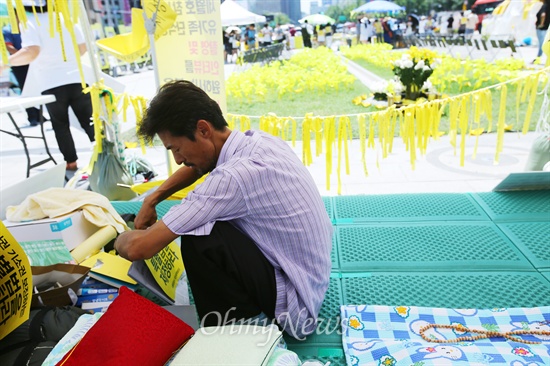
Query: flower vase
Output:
[[405, 84, 420, 101]]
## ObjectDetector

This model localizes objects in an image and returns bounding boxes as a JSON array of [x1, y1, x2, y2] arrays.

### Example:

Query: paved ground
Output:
[[0, 43, 546, 203]]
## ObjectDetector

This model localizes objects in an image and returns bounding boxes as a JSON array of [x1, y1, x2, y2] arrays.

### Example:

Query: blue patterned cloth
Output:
[[341, 305, 550, 366]]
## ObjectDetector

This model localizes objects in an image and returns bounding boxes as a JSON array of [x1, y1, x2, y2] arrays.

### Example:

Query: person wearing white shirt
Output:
[[466, 10, 478, 38], [2, 2, 94, 171], [261, 23, 272, 47]]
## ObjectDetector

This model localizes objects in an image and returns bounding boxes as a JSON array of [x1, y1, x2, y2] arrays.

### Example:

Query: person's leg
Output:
[[10, 65, 41, 125], [536, 29, 546, 57], [180, 221, 277, 327], [42, 85, 78, 163], [67, 84, 95, 142]]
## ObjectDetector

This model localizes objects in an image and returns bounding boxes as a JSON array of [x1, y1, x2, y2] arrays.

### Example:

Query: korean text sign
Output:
[[0, 222, 32, 340]]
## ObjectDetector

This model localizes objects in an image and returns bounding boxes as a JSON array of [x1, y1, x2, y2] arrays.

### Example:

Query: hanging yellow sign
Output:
[[0, 222, 32, 341], [155, 0, 227, 113]]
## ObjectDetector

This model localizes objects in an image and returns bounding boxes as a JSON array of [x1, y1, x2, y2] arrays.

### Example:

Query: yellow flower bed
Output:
[[341, 44, 529, 94], [226, 47, 356, 102]]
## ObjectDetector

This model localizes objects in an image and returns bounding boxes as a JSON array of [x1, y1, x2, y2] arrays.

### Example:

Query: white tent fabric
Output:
[[221, 0, 266, 27], [481, 0, 542, 45]]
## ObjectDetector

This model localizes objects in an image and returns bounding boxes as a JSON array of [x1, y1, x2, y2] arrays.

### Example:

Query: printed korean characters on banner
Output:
[[145, 241, 184, 301], [0, 222, 32, 340], [155, 0, 227, 113]]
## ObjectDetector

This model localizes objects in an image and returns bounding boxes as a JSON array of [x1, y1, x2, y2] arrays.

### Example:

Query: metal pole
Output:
[[142, 1, 172, 173], [78, 0, 102, 85]]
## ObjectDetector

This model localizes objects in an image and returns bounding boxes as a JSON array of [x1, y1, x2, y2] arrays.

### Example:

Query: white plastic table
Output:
[[0, 95, 57, 177]]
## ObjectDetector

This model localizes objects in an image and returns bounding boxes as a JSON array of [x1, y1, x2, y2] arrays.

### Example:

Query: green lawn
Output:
[[348, 62, 548, 135], [350, 59, 395, 80], [227, 80, 373, 118]]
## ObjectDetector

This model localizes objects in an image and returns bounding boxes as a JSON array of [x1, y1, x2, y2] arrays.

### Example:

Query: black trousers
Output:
[[180, 221, 277, 326], [41, 83, 94, 163]]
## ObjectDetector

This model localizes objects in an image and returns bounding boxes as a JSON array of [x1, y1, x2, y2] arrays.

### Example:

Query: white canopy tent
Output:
[[220, 0, 266, 26], [481, 0, 542, 44]]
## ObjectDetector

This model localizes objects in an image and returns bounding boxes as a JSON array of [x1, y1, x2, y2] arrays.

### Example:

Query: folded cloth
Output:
[[341, 305, 550, 366], [6, 188, 129, 233]]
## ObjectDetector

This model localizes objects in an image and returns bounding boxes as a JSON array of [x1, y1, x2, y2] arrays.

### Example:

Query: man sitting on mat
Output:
[[114, 80, 333, 339]]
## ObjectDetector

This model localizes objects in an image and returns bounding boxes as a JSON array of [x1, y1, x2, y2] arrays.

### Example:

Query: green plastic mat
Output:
[[336, 223, 532, 271], [284, 345, 346, 366], [471, 191, 550, 222], [323, 196, 334, 221], [285, 276, 343, 346], [540, 270, 550, 283], [111, 200, 181, 218], [331, 233, 338, 269], [498, 222, 550, 269], [333, 193, 489, 223], [341, 272, 550, 308]]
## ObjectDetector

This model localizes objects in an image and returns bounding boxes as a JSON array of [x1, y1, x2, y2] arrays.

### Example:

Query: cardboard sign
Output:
[[0, 222, 32, 341]]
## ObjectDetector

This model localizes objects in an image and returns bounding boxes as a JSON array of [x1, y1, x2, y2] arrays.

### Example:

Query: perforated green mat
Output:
[[341, 272, 550, 308], [331, 233, 338, 269], [333, 193, 489, 223], [322, 196, 334, 221], [497, 222, 550, 269], [109, 191, 550, 366], [111, 200, 181, 218], [471, 191, 550, 221], [336, 223, 532, 271]]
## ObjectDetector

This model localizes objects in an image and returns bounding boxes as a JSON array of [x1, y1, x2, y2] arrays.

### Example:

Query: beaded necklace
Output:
[[419, 324, 550, 345]]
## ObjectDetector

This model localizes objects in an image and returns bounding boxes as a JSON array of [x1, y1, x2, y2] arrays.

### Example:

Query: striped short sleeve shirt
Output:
[[162, 130, 333, 338]]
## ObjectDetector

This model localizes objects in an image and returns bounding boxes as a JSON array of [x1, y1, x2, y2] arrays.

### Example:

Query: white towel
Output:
[[6, 187, 129, 233]]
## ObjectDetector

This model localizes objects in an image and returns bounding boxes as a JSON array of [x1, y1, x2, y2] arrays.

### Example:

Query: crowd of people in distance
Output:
[[222, 1, 548, 64]]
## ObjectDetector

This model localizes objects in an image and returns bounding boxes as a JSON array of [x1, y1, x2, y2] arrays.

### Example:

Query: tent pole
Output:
[[78, 0, 102, 85], [143, 1, 173, 175]]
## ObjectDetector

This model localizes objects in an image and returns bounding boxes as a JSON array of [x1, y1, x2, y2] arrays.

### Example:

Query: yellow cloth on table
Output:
[[5, 188, 129, 233]]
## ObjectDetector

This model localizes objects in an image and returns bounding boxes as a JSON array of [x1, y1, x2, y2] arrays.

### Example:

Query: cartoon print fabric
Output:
[[341, 305, 550, 366]]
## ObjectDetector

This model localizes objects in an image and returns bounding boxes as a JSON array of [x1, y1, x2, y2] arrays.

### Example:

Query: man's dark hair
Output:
[[138, 80, 227, 143]]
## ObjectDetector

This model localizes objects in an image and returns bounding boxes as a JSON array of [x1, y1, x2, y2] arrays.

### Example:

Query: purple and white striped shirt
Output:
[[162, 130, 333, 338]]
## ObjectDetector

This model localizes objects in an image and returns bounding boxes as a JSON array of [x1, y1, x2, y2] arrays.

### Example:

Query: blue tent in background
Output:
[[353, 0, 405, 14]]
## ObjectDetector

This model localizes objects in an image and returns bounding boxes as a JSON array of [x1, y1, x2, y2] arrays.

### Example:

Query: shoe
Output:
[[66, 162, 78, 171]]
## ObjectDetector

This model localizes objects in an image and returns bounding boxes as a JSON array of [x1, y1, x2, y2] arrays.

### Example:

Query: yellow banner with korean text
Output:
[[145, 240, 184, 301], [0, 222, 32, 341], [154, 0, 227, 114]]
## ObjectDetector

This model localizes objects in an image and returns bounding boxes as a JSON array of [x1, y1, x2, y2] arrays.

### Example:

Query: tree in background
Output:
[[273, 12, 291, 26]]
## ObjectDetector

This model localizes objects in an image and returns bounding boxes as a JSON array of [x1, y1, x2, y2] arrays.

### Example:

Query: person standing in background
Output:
[[2, 24, 43, 126], [260, 23, 272, 47], [373, 19, 384, 43], [272, 23, 284, 44], [465, 10, 477, 38], [245, 24, 256, 50], [1, 2, 95, 171], [302, 20, 313, 48], [447, 13, 455, 35], [458, 11, 467, 38], [536, 0, 549, 61]]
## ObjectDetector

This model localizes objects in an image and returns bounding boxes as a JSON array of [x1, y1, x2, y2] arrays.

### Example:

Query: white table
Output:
[[0, 95, 57, 177]]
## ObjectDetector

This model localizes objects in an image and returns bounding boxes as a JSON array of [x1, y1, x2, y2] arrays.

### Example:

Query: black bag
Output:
[[0, 306, 87, 366]]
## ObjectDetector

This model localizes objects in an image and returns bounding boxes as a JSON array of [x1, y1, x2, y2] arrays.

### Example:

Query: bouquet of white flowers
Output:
[[391, 47, 441, 100]]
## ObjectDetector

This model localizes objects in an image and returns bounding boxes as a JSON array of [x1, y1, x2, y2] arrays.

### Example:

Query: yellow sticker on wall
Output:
[[0, 222, 32, 341]]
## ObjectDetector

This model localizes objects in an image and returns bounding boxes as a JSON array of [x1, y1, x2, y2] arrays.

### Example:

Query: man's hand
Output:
[[134, 199, 158, 230], [114, 220, 178, 261]]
